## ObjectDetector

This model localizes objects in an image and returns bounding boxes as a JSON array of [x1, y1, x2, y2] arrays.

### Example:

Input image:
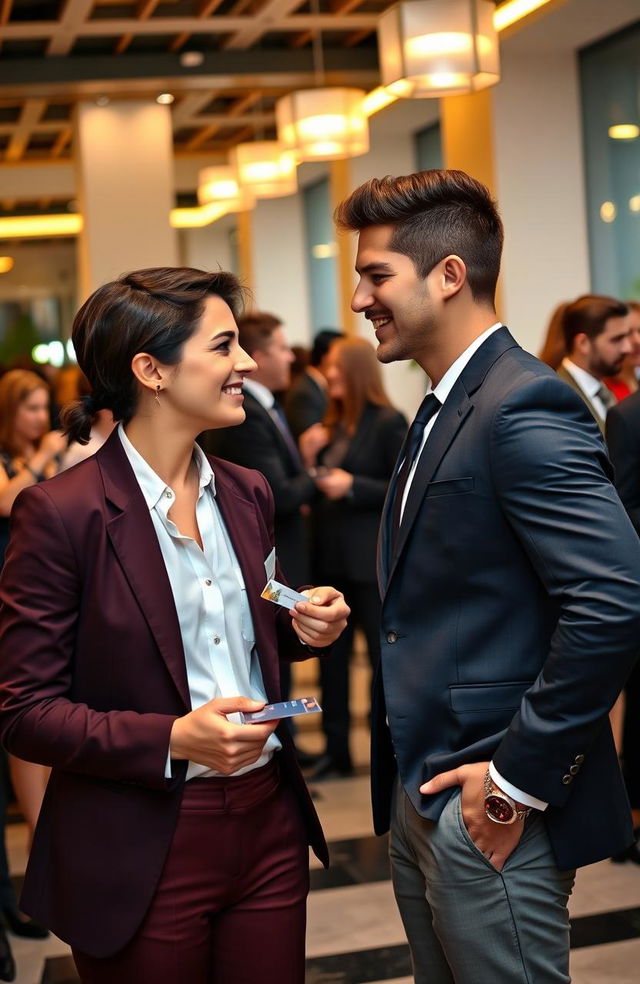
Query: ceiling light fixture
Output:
[[609, 124, 640, 140], [198, 166, 255, 212], [378, 0, 500, 99], [231, 142, 298, 198], [156, 93, 175, 105]]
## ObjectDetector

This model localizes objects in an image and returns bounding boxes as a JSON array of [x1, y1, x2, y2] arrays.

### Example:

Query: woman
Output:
[[300, 336, 406, 780], [0, 370, 65, 962], [0, 267, 349, 984]]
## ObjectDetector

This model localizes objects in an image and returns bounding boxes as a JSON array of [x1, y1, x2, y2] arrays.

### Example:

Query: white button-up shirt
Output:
[[561, 357, 609, 421], [399, 326, 547, 812], [118, 425, 280, 780]]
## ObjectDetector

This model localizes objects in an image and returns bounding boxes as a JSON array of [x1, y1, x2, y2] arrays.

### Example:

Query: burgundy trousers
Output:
[[72, 760, 310, 984]]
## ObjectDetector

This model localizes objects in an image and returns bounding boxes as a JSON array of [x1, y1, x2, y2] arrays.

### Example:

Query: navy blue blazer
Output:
[[372, 327, 640, 870]]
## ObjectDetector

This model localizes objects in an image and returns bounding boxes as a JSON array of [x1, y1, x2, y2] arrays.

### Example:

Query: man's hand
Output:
[[315, 468, 354, 500], [170, 697, 279, 774], [420, 761, 525, 871], [290, 586, 350, 648]]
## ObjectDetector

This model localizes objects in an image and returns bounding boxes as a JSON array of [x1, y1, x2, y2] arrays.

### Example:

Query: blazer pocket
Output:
[[449, 681, 534, 714], [425, 477, 474, 497]]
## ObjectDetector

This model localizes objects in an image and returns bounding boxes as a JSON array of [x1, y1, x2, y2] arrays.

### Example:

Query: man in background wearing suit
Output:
[[336, 169, 640, 984], [203, 313, 317, 726], [556, 294, 630, 433], [285, 329, 343, 439]]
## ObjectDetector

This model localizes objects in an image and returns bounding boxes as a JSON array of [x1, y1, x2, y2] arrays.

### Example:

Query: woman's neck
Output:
[[123, 417, 197, 491]]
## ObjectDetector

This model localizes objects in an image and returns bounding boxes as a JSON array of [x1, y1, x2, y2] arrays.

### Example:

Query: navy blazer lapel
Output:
[[97, 430, 190, 708], [212, 466, 280, 700], [382, 327, 519, 589]]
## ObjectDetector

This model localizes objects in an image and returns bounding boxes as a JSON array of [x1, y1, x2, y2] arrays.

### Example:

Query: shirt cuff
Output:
[[165, 746, 173, 780], [489, 761, 548, 812]]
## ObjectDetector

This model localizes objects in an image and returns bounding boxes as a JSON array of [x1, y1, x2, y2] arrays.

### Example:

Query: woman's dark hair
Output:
[[61, 267, 244, 445], [335, 169, 504, 305], [561, 295, 629, 353]]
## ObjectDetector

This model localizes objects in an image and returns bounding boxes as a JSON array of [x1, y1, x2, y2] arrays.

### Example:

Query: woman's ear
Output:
[[130, 353, 163, 395]]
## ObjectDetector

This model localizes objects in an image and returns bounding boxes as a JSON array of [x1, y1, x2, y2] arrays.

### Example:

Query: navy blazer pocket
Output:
[[449, 681, 534, 714], [425, 477, 474, 497]]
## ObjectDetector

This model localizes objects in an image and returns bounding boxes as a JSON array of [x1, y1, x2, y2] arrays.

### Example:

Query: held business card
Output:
[[261, 579, 308, 610], [240, 697, 322, 724]]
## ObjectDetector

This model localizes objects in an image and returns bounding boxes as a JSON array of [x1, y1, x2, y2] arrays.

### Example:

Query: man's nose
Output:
[[351, 283, 373, 313]]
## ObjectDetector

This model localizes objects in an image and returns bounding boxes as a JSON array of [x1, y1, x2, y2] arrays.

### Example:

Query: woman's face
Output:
[[161, 295, 257, 431], [13, 387, 50, 446], [325, 352, 346, 401]]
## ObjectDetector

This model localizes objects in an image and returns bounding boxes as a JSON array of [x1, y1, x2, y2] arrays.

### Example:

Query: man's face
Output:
[[625, 308, 640, 368], [254, 326, 294, 392], [585, 316, 631, 378], [351, 225, 437, 364]]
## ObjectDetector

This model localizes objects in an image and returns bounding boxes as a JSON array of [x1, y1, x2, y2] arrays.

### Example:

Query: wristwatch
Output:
[[483, 769, 532, 825]]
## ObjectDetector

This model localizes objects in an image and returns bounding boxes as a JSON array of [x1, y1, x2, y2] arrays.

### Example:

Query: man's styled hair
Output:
[[335, 169, 504, 305], [237, 312, 282, 356], [562, 295, 629, 353]]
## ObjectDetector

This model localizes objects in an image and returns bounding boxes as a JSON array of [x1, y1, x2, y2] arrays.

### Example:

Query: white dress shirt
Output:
[[561, 357, 609, 421], [118, 425, 280, 781], [400, 325, 547, 812], [243, 377, 275, 410]]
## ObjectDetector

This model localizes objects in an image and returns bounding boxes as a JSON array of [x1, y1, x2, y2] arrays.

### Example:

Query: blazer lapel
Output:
[[97, 431, 190, 708], [213, 468, 280, 700]]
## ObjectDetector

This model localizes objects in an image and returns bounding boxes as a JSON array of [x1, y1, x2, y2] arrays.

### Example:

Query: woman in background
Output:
[[301, 336, 406, 779]]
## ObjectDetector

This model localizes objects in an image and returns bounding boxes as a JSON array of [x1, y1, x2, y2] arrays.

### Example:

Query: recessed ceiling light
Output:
[[157, 93, 175, 105], [180, 51, 205, 68], [608, 124, 640, 140], [95, 95, 110, 107]]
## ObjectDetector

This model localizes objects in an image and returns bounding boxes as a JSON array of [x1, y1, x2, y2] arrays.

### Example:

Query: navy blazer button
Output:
[[574, 754, 585, 765], [562, 774, 572, 785], [569, 765, 580, 775], [387, 631, 398, 644]]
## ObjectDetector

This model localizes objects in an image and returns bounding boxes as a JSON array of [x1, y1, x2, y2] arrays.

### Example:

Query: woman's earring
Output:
[[155, 385, 162, 407]]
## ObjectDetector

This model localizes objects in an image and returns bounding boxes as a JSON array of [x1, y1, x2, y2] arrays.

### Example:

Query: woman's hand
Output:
[[298, 423, 330, 468], [315, 468, 353, 500], [169, 697, 279, 774], [290, 586, 350, 648], [36, 430, 68, 464]]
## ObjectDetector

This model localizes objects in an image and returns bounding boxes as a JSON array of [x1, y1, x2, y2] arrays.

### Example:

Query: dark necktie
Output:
[[269, 400, 302, 466], [391, 392, 440, 550], [595, 384, 616, 414]]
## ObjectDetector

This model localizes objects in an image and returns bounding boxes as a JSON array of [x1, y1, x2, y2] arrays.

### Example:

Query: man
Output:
[[203, 313, 318, 717], [335, 169, 640, 983], [285, 329, 343, 439], [556, 294, 630, 432], [606, 385, 640, 859]]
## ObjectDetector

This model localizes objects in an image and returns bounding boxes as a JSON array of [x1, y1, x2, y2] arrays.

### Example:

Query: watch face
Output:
[[485, 794, 515, 824]]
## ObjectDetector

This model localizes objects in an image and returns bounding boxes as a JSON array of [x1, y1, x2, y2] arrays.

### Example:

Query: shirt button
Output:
[[386, 631, 398, 644], [213, 635, 221, 645], [164, 490, 173, 499], [205, 579, 212, 586]]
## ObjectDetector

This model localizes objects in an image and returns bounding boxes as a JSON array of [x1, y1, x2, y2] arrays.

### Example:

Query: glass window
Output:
[[302, 177, 339, 332], [414, 122, 443, 171], [580, 23, 640, 299]]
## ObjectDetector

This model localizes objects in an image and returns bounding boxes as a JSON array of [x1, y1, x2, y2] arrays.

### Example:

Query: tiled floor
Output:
[[6, 655, 640, 982]]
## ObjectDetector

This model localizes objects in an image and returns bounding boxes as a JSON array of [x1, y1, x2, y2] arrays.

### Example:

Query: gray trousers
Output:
[[390, 779, 576, 984]]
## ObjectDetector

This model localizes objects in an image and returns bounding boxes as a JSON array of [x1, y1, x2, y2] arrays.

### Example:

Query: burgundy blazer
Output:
[[0, 428, 327, 958]]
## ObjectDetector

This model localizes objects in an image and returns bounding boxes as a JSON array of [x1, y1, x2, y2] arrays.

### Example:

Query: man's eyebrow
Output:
[[356, 261, 394, 275]]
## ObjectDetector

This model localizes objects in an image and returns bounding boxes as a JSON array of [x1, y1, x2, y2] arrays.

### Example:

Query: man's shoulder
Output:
[[608, 388, 640, 425]]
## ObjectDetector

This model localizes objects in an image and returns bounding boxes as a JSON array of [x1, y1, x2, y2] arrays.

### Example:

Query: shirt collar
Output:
[[562, 358, 602, 400], [432, 322, 503, 405], [118, 422, 216, 512], [243, 378, 274, 410]]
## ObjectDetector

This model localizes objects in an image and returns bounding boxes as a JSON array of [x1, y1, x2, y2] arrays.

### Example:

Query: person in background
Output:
[[605, 300, 640, 401], [537, 301, 569, 370], [0, 370, 64, 979], [0, 267, 349, 983], [285, 329, 343, 440], [606, 387, 640, 861], [301, 337, 407, 779], [556, 294, 630, 434]]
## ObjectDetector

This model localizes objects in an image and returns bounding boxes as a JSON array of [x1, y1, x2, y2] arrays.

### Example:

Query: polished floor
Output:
[[6, 654, 640, 983]]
